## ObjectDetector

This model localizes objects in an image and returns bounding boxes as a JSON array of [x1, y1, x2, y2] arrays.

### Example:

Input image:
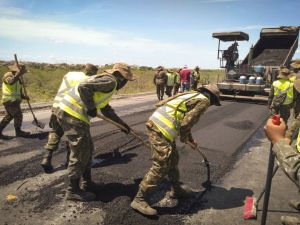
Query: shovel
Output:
[[14, 54, 45, 129]]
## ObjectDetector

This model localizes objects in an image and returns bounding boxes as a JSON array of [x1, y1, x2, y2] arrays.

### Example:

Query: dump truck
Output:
[[212, 26, 299, 102]]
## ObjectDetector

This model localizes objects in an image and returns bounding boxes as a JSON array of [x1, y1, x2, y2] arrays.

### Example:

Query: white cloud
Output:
[[296, 50, 300, 54]]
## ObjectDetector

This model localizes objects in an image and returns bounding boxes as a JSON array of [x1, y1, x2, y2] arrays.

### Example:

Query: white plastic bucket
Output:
[[248, 76, 256, 84], [239, 76, 247, 84], [256, 77, 263, 85]]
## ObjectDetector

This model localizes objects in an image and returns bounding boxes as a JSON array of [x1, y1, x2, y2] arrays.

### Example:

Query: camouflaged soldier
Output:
[[154, 66, 167, 101], [289, 59, 300, 118], [268, 67, 293, 124], [191, 66, 201, 91], [131, 84, 221, 216], [40, 64, 98, 173], [0, 63, 30, 138], [52, 63, 134, 202], [265, 68, 300, 225]]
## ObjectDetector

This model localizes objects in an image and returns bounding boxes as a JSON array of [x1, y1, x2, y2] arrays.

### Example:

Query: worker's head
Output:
[[167, 69, 173, 73], [291, 58, 300, 73], [84, 64, 98, 76], [9, 63, 27, 74], [105, 63, 135, 90], [195, 66, 200, 71], [197, 84, 221, 106], [157, 66, 163, 71], [277, 67, 290, 79]]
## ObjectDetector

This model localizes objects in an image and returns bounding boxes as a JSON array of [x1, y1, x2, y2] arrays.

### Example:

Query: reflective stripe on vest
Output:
[[273, 79, 294, 105], [297, 130, 300, 153], [2, 80, 21, 103], [58, 81, 117, 124], [53, 72, 88, 108], [149, 92, 208, 141]]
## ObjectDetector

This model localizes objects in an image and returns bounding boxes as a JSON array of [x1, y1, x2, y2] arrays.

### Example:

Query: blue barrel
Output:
[[256, 77, 263, 85], [239, 76, 247, 84], [254, 65, 264, 74], [248, 76, 256, 84]]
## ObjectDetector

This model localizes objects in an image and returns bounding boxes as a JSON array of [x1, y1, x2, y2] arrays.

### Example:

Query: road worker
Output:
[[50, 63, 134, 202], [289, 59, 300, 118], [0, 63, 30, 138], [265, 70, 300, 225], [173, 69, 181, 95], [130, 84, 221, 215], [154, 66, 167, 101], [268, 67, 293, 124], [165, 69, 176, 97], [40, 64, 98, 173], [191, 66, 201, 91]]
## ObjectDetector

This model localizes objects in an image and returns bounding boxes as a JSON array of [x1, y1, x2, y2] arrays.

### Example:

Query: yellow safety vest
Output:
[[53, 72, 88, 108], [57, 76, 117, 124], [2, 78, 21, 103], [273, 79, 294, 105], [289, 74, 296, 83], [296, 130, 300, 152], [149, 92, 208, 141], [166, 72, 176, 86]]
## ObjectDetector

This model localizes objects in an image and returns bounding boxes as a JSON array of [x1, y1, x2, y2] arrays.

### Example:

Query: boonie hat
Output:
[[105, 63, 136, 81]]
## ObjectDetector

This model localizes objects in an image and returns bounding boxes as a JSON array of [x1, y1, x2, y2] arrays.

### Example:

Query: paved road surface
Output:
[[0, 94, 269, 225]]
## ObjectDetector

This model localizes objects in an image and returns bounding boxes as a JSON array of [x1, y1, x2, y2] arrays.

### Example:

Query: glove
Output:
[[87, 108, 97, 117], [120, 123, 131, 134]]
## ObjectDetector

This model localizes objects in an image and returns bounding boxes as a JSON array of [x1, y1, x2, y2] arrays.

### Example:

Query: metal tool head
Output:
[[32, 119, 45, 129]]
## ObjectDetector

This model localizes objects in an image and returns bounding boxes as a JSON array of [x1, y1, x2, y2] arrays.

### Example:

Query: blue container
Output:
[[254, 65, 264, 74], [256, 77, 263, 85], [239, 76, 247, 84]]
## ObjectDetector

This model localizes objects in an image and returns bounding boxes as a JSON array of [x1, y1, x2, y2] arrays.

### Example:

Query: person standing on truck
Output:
[[154, 66, 167, 101], [268, 67, 293, 124], [0, 63, 30, 138], [130, 84, 221, 216]]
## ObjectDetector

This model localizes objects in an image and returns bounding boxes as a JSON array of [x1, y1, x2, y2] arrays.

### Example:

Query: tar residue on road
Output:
[[224, 120, 254, 130]]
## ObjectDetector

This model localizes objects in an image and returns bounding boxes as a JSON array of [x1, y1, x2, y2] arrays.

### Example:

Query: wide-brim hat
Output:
[[277, 67, 290, 79], [293, 74, 300, 93], [291, 58, 300, 69], [198, 84, 221, 106], [105, 63, 136, 81]]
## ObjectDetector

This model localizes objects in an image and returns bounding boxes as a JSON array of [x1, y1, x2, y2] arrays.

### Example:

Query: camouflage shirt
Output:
[[273, 140, 300, 189], [148, 95, 210, 142]]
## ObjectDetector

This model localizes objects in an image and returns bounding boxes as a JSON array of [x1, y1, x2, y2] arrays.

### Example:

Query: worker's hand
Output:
[[264, 118, 286, 144], [17, 65, 27, 75], [87, 108, 97, 117], [120, 123, 131, 134]]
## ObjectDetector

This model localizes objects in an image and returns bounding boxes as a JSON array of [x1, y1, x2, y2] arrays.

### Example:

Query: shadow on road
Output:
[[92, 152, 137, 168]]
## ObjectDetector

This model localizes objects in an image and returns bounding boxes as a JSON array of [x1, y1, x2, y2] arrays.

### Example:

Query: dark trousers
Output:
[[173, 83, 180, 95], [0, 100, 23, 131], [156, 84, 165, 101], [165, 86, 173, 97]]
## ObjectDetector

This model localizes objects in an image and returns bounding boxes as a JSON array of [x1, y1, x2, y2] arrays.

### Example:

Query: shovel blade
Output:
[[32, 119, 45, 129]]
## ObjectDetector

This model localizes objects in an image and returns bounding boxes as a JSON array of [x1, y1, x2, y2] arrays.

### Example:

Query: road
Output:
[[0, 94, 269, 225]]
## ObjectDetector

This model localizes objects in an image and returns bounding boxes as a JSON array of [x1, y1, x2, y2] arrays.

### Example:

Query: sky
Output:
[[0, 0, 299, 69]]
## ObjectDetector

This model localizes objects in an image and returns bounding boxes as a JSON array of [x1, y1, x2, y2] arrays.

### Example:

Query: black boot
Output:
[[66, 178, 96, 202], [81, 169, 102, 194], [15, 128, 30, 137], [41, 151, 54, 173]]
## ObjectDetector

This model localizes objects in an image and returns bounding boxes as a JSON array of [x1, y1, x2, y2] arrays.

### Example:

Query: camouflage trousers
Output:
[[44, 113, 65, 152], [0, 100, 23, 130], [156, 84, 165, 101], [57, 112, 93, 179], [140, 124, 179, 192]]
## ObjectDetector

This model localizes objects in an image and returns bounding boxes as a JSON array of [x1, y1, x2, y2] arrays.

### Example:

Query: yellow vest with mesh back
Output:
[[52, 72, 88, 108], [2, 78, 21, 103], [273, 79, 294, 105], [57, 77, 117, 124], [149, 92, 208, 141]]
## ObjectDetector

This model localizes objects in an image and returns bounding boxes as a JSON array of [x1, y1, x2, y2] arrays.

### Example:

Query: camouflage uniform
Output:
[[140, 97, 210, 192], [0, 68, 29, 137], [191, 67, 201, 91], [154, 67, 167, 101]]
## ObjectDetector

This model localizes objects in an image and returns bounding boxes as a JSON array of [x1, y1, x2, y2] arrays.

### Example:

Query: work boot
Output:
[[281, 216, 300, 225], [81, 170, 102, 194], [65, 178, 96, 202], [15, 128, 30, 137], [130, 189, 157, 216], [41, 151, 54, 173], [288, 200, 300, 211], [170, 184, 194, 199]]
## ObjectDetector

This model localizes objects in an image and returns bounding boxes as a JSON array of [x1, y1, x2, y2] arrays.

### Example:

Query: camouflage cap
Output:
[[200, 84, 221, 106], [84, 63, 98, 76], [277, 67, 290, 79], [293, 74, 300, 93], [8, 63, 25, 72], [291, 58, 300, 69], [105, 63, 136, 81]]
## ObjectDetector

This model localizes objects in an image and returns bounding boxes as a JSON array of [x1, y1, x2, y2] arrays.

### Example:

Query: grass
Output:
[[0, 64, 224, 102]]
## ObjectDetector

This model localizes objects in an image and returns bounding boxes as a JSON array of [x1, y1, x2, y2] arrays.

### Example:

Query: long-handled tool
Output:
[[14, 54, 45, 129], [96, 113, 150, 149], [242, 114, 280, 223], [187, 141, 211, 189], [243, 164, 279, 219]]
